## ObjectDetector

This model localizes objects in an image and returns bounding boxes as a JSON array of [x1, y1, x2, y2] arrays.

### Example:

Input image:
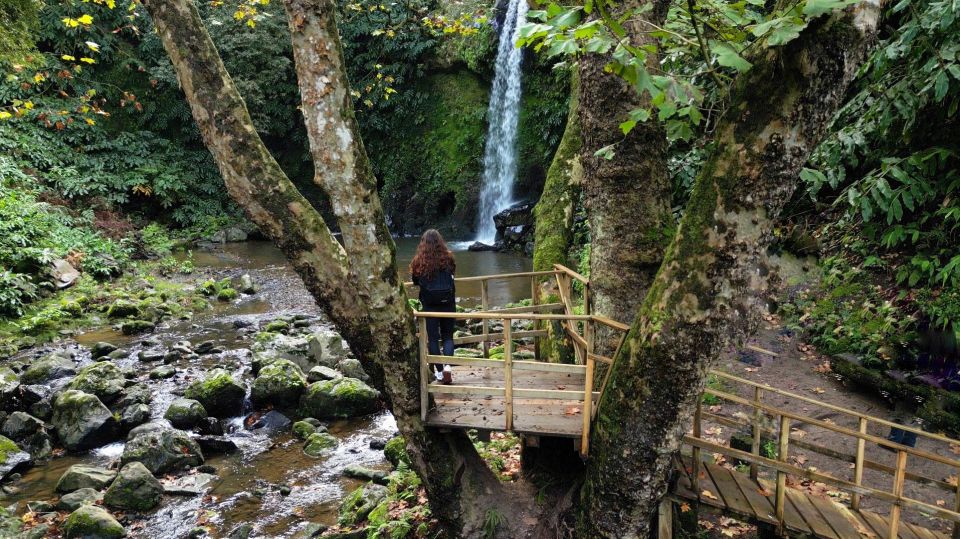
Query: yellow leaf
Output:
[[0, 111, 12, 120], [77, 14, 94, 25], [80, 57, 96, 64], [246, 19, 255, 27], [62, 54, 76, 61], [62, 17, 79, 27], [33, 73, 45, 83], [106, 0, 115, 8], [85, 41, 100, 51], [23, 101, 33, 110], [84, 118, 95, 125]]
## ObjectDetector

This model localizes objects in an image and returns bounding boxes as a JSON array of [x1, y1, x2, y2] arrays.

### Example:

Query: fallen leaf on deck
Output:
[[564, 406, 580, 415], [811, 387, 826, 394], [701, 489, 718, 500], [679, 502, 691, 513]]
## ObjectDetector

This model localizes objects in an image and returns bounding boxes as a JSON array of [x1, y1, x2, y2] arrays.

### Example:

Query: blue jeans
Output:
[[424, 304, 455, 360]]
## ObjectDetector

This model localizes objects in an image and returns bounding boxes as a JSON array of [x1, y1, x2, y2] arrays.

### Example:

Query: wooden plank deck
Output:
[[671, 457, 950, 539], [424, 365, 587, 437]]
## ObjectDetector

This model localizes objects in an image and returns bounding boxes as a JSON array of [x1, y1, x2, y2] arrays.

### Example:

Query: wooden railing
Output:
[[406, 264, 627, 455], [687, 370, 960, 537]]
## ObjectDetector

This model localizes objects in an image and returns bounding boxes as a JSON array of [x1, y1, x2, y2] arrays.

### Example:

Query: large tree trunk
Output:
[[578, 2, 885, 536], [140, 0, 508, 534], [577, 0, 674, 343]]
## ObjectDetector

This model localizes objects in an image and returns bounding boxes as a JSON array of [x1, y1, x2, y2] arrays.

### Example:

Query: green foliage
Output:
[[0, 0, 40, 66], [481, 508, 506, 539], [916, 288, 960, 334]]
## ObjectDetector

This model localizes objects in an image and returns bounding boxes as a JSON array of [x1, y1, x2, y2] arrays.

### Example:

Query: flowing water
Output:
[[475, 0, 528, 244], [3, 239, 530, 538]]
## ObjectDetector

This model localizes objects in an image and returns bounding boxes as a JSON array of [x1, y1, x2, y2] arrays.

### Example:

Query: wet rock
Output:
[[253, 334, 315, 372], [121, 320, 156, 335], [194, 340, 216, 354], [196, 417, 223, 436], [0, 367, 19, 410], [303, 432, 338, 457], [467, 241, 496, 252], [342, 464, 389, 485], [164, 398, 207, 430], [107, 299, 140, 319], [208, 226, 248, 243], [22, 431, 52, 460], [251, 359, 307, 409], [104, 461, 163, 512], [2, 412, 44, 439], [295, 523, 330, 538], [248, 410, 291, 433], [368, 438, 387, 450], [232, 319, 254, 329], [114, 383, 152, 409], [138, 349, 165, 362], [227, 523, 254, 539], [162, 472, 217, 496], [261, 320, 290, 333], [56, 464, 117, 493], [300, 378, 380, 419], [106, 349, 128, 361], [63, 505, 126, 539], [120, 403, 151, 432], [306, 366, 341, 383], [292, 420, 318, 439], [51, 390, 119, 451], [338, 483, 388, 527], [0, 435, 31, 480], [149, 365, 177, 380], [122, 427, 204, 474], [57, 487, 103, 511], [195, 435, 237, 455], [183, 369, 245, 418], [67, 362, 126, 405], [20, 354, 76, 384], [336, 358, 368, 381], [233, 274, 257, 294], [90, 342, 118, 359], [127, 421, 168, 439], [188, 527, 209, 538]]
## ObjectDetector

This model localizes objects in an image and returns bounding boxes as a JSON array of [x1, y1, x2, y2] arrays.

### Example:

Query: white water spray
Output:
[[475, 0, 528, 244]]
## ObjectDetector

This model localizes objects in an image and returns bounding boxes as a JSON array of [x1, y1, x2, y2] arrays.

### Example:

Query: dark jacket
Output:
[[413, 269, 456, 307]]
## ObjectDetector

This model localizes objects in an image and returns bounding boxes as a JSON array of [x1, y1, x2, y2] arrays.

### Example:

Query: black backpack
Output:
[[419, 270, 455, 306]]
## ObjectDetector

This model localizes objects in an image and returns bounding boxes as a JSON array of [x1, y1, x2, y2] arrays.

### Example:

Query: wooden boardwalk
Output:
[[670, 457, 949, 539], [410, 266, 960, 538]]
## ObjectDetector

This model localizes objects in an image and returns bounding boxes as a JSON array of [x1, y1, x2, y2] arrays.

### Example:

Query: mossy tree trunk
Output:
[[140, 0, 508, 534], [534, 72, 581, 363], [578, 2, 885, 536], [577, 0, 674, 348]]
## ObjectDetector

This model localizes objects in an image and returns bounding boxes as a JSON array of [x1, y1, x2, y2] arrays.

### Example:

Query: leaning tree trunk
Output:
[[578, 1, 885, 536], [140, 0, 508, 534], [534, 72, 581, 364], [578, 0, 673, 345]]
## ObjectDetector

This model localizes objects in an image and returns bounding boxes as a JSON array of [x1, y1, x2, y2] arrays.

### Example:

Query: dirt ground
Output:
[[695, 314, 960, 537]]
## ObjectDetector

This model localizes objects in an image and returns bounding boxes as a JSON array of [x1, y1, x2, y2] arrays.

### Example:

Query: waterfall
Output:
[[475, 0, 528, 244]]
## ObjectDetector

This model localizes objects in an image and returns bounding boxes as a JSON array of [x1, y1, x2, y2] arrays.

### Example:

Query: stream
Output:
[[2, 238, 531, 538]]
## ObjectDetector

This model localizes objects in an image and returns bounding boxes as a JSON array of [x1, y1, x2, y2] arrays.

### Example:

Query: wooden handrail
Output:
[[403, 269, 559, 287], [553, 263, 590, 285], [417, 311, 596, 321]]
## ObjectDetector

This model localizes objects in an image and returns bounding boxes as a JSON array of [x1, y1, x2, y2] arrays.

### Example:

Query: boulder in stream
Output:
[[299, 377, 380, 419], [303, 431, 338, 457], [338, 483, 388, 527], [336, 358, 368, 381], [67, 362, 127, 405], [307, 331, 347, 368], [51, 390, 119, 451], [63, 505, 126, 538], [183, 369, 245, 418], [121, 320, 156, 335], [0, 435, 31, 480], [2, 411, 44, 440], [342, 464, 389, 485], [164, 398, 208, 429], [56, 464, 117, 493], [121, 427, 204, 474], [90, 342, 118, 360], [306, 366, 341, 383], [0, 366, 19, 410], [120, 403, 151, 433], [20, 354, 76, 385], [251, 359, 307, 409], [57, 487, 103, 511], [103, 461, 163, 512], [162, 472, 218, 496]]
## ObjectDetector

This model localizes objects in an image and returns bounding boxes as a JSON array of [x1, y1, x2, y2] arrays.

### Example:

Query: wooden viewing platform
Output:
[[408, 266, 960, 538]]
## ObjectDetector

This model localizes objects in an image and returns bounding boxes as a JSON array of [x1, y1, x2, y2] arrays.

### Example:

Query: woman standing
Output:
[[410, 229, 456, 384]]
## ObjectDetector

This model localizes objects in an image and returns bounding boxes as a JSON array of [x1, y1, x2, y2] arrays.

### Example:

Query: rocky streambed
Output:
[[0, 244, 411, 538]]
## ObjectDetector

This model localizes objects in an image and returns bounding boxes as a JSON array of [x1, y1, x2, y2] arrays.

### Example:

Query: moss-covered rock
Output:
[[67, 361, 126, 404], [336, 357, 368, 381], [20, 354, 76, 384], [216, 288, 239, 301], [292, 420, 318, 439], [183, 369, 245, 418], [0, 434, 30, 479], [51, 390, 119, 451], [107, 299, 140, 319], [103, 461, 163, 512], [57, 487, 103, 511], [262, 320, 290, 333], [121, 427, 204, 474], [299, 378, 380, 419], [56, 464, 117, 493], [337, 483, 388, 527], [303, 431, 338, 457], [121, 320, 156, 335], [251, 359, 307, 410], [383, 436, 409, 468], [163, 398, 207, 430], [63, 505, 126, 538]]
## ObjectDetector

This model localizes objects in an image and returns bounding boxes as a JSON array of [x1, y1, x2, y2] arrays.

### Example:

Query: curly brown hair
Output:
[[409, 229, 455, 279]]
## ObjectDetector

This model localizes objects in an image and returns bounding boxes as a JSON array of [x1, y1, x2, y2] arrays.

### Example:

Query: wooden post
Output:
[[504, 322, 513, 432], [418, 316, 429, 422], [658, 498, 673, 539], [531, 275, 540, 360], [852, 417, 868, 510], [581, 322, 595, 455], [481, 280, 490, 358], [583, 282, 590, 316], [692, 399, 702, 496], [751, 387, 763, 480], [889, 450, 907, 539], [775, 415, 790, 533]]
